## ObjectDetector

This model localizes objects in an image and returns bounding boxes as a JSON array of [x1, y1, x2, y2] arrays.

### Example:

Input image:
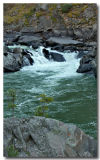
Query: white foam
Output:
[[9, 45, 82, 80]]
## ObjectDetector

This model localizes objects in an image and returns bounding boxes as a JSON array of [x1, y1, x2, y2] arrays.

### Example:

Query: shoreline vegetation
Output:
[[4, 3, 97, 158]]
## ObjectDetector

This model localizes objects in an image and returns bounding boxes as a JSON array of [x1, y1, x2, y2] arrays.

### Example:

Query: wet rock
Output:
[[77, 63, 93, 73], [43, 48, 66, 62], [13, 47, 23, 54], [77, 47, 97, 77], [4, 52, 22, 72], [4, 117, 97, 158], [76, 51, 88, 59], [4, 46, 34, 72], [3, 45, 11, 53]]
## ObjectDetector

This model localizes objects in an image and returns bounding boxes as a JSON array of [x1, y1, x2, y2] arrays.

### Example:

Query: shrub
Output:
[[7, 144, 19, 157], [7, 89, 16, 117], [34, 94, 53, 117], [61, 4, 73, 13]]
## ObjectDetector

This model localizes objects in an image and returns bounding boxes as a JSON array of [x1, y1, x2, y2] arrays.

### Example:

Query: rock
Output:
[[4, 46, 34, 72], [46, 37, 83, 47], [43, 48, 66, 62], [38, 16, 52, 31], [51, 45, 64, 52], [18, 35, 43, 46], [4, 32, 21, 44], [76, 51, 88, 59], [4, 52, 22, 72], [4, 117, 97, 158], [37, 4, 48, 11], [13, 48, 23, 54], [3, 45, 11, 53], [77, 47, 97, 77], [77, 63, 93, 73], [21, 56, 31, 67], [24, 54, 34, 65]]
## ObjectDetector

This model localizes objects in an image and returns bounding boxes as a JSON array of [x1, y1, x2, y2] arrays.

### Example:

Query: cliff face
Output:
[[4, 3, 97, 41]]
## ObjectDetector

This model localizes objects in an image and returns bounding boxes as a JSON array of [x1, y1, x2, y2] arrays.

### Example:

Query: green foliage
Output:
[[7, 144, 19, 157], [34, 105, 48, 117], [7, 89, 16, 117], [34, 94, 53, 117], [61, 4, 73, 13]]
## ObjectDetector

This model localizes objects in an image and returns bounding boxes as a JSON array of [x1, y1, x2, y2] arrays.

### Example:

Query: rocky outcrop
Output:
[[46, 37, 83, 47], [18, 35, 43, 47], [4, 45, 34, 72], [4, 117, 97, 158], [77, 47, 97, 78], [43, 48, 66, 62]]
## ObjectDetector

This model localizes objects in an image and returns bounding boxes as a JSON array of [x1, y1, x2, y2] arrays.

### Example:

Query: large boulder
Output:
[[4, 47, 34, 72], [4, 52, 22, 72], [77, 63, 93, 73], [77, 47, 97, 78], [4, 117, 97, 158], [43, 48, 66, 62], [46, 37, 83, 47], [18, 35, 43, 47]]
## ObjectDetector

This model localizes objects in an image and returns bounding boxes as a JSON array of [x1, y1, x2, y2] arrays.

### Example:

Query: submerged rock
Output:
[[43, 48, 66, 62], [4, 117, 97, 158]]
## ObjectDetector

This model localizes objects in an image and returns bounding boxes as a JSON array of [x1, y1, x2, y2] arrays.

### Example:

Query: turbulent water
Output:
[[4, 45, 97, 138]]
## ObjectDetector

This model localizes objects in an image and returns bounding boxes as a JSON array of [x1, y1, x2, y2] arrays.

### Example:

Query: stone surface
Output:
[[4, 52, 22, 72], [4, 46, 34, 72], [77, 47, 97, 77], [46, 37, 83, 46], [43, 48, 66, 62], [18, 35, 43, 46], [4, 117, 97, 158]]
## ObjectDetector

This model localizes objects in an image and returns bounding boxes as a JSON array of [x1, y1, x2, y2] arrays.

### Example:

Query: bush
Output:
[[7, 145, 19, 157], [7, 89, 16, 117], [61, 4, 73, 13], [34, 94, 53, 118]]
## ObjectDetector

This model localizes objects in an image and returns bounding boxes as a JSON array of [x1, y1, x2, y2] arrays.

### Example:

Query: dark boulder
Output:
[[77, 47, 97, 77], [43, 48, 66, 62], [76, 51, 88, 59], [24, 54, 34, 65], [77, 63, 93, 73]]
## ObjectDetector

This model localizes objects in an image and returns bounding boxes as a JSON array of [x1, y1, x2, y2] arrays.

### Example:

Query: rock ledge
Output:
[[4, 116, 97, 158]]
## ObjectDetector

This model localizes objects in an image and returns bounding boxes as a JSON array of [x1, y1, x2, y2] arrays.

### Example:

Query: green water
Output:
[[4, 48, 97, 138]]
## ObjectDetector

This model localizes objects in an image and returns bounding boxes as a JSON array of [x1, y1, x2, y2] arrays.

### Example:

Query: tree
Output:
[[7, 89, 16, 117], [34, 94, 53, 118]]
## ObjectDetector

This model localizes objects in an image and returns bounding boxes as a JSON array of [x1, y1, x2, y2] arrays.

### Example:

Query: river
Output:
[[4, 45, 97, 138]]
